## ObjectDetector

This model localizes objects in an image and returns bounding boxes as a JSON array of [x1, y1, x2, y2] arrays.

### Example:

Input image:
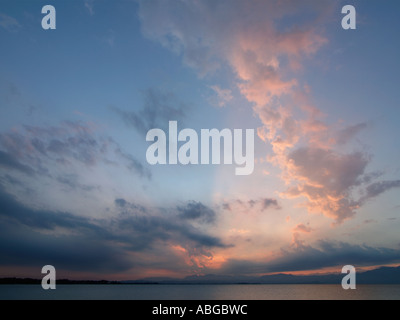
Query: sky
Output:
[[0, 0, 400, 280]]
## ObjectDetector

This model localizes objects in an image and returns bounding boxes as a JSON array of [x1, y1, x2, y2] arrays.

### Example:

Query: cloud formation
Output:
[[219, 240, 400, 275], [137, 0, 396, 224], [284, 147, 368, 222], [0, 187, 228, 276], [177, 201, 216, 224], [0, 121, 150, 181]]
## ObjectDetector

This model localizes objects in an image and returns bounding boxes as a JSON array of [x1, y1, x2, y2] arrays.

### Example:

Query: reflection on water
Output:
[[1, 284, 400, 300]]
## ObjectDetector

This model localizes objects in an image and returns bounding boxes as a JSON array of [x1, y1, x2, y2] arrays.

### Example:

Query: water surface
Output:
[[1, 284, 400, 300]]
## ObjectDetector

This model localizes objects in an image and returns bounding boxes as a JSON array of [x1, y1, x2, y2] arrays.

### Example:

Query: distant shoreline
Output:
[[0, 278, 120, 285], [2, 266, 400, 285]]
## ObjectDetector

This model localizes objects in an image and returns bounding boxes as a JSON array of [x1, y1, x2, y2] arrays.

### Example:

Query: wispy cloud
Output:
[[0, 13, 21, 32], [0, 121, 151, 184], [84, 0, 95, 16], [111, 88, 187, 135], [0, 150, 35, 176], [335, 122, 368, 145], [360, 180, 400, 204], [208, 85, 233, 108]]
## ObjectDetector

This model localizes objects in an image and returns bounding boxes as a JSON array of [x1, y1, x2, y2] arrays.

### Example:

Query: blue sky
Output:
[[1, 0, 400, 280]]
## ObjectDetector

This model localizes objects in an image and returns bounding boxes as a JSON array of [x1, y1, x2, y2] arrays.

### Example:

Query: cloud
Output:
[[111, 88, 187, 135], [0, 150, 34, 175], [222, 197, 281, 212], [0, 121, 150, 180], [0, 187, 229, 275], [137, 1, 375, 224], [137, 0, 400, 224], [260, 198, 281, 211], [114, 198, 127, 208], [84, 0, 95, 16], [208, 85, 233, 107], [177, 201, 216, 224], [269, 240, 400, 273], [336, 122, 368, 145], [293, 223, 313, 233], [0, 13, 21, 32], [0, 121, 102, 169], [283, 147, 368, 222], [112, 140, 151, 179], [363, 180, 400, 201], [56, 174, 99, 192], [219, 240, 400, 275], [352, 179, 400, 209], [137, 0, 329, 77], [114, 197, 148, 214], [114, 198, 228, 249], [0, 187, 129, 272]]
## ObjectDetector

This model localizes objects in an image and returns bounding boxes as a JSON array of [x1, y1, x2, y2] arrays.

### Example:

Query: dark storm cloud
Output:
[[219, 240, 400, 275], [111, 88, 187, 135]]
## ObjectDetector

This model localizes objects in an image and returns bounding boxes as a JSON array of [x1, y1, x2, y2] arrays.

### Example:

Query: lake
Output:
[[1, 284, 400, 300]]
